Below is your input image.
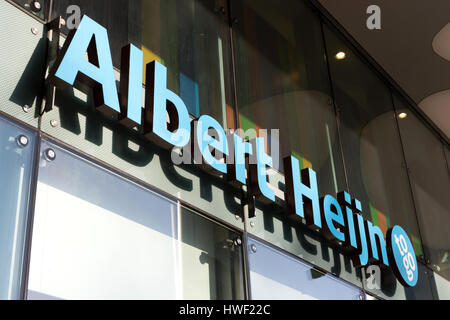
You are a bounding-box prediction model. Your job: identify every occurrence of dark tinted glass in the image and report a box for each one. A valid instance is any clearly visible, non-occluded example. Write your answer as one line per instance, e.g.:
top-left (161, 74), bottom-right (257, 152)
top-left (361, 260), bottom-right (436, 300)
top-left (51, 0), bottom-right (235, 123)
top-left (323, 24), bottom-right (423, 257)
top-left (230, 0), bottom-right (346, 197)
top-left (393, 95), bottom-right (450, 281)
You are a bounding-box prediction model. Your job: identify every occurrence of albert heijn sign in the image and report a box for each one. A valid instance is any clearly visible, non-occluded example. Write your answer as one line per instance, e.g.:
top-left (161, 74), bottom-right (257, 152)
top-left (48, 15), bottom-right (418, 287)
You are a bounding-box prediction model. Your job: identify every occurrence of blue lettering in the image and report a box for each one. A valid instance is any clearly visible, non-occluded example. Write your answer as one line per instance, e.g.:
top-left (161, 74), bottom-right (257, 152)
top-left (119, 44), bottom-right (143, 127)
top-left (321, 194), bottom-right (345, 241)
top-left (144, 60), bottom-right (190, 148)
top-left (52, 15), bottom-right (120, 116)
top-left (193, 115), bottom-right (228, 174)
top-left (283, 156), bottom-right (321, 228)
top-left (249, 138), bottom-right (275, 202)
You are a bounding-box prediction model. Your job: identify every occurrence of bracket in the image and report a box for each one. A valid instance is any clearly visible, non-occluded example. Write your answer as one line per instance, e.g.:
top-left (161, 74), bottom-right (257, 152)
top-left (42, 16), bottom-right (65, 115)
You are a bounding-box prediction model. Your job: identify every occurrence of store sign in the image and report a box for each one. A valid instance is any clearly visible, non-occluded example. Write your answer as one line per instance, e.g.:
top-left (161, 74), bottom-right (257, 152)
top-left (48, 16), bottom-right (418, 287)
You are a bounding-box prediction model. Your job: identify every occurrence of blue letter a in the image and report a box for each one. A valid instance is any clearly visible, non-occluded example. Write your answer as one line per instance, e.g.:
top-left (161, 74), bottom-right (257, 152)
top-left (50, 15), bottom-right (120, 117)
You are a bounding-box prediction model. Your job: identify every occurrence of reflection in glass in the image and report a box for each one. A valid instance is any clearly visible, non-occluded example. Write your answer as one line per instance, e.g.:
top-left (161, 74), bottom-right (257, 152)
top-left (323, 24), bottom-right (423, 261)
top-left (51, 0), bottom-right (234, 125)
top-left (0, 116), bottom-right (36, 299)
top-left (361, 260), bottom-right (435, 300)
top-left (394, 95), bottom-right (450, 281)
top-left (231, 0), bottom-right (345, 196)
top-left (247, 238), bottom-right (362, 300)
top-left (433, 272), bottom-right (450, 300)
top-left (27, 141), bottom-right (245, 300)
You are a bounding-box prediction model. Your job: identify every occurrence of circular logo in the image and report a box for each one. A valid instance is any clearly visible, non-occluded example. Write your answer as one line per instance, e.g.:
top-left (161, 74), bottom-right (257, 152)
top-left (386, 225), bottom-right (418, 287)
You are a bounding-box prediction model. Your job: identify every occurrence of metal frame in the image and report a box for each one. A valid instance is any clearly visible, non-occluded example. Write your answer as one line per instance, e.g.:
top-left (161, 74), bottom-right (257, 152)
top-left (4, 0), bottom-right (48, 24)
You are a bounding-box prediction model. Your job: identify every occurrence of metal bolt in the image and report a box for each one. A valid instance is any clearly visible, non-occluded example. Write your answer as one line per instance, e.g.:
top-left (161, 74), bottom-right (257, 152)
top-left (22, 105), bottom-right (31, 113)
top-left (250, 221), bottom-right (255, 228)
top-left (44, 148), bottom-right (56, 161)
top-left (50, 120), bottom-right (59, 127)
top-left (235, 215), bottom-right (240, 220)
top-left (60, 18), bottom-right (66, 26)
top-left (250, 244), bottom-right (257, 253)
top-left (31, 1), bottom-right (41, 12)
top-left (359, 293), bottom-right (365, 300)
top-left (16, 135), bottom-right (29, 147)
top-left (235, 238), bottom-right (242, 246)
top-left (31, 27), bottom-right (39, 35)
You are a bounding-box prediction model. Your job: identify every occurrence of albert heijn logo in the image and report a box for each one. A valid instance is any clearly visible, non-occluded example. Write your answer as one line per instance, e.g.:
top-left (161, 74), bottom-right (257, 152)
top-left (47, 15), bottom-right (419, 288)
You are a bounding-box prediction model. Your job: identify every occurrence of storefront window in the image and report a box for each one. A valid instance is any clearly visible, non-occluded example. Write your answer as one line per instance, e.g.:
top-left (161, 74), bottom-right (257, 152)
top-left (323, 24), bottom-right (423, 259)
top-left (393, 94), bottom-right (450, 282)
top-left (247, 237), bottom-right (362, 300)
top-left (51, 0), bottom-right (234, 124)
top-left (0, 116), bottom-right (37, 299)
top-left (230, 0), bottom-right (346, 197)
top-left (27, 141), bottom-right (245, 300)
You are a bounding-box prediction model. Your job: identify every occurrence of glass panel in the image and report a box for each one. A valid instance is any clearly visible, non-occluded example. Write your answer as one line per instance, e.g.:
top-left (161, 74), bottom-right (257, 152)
top-left (247, 237), bottom-right (362, 300)
top-left (0, 116), bottom-right (36, 299)
top-left (42, 1), bottom-right (243, 230)
top-left (41, 73), bottom-right (244, 230)
top-left (27, 140), bottom-right (245, 300)
top-left (231, 0), bottom-right (346, 196)
top-left (323, 24), bottom-right (423, 257)
top-left (361, 260), bottom-right (435, 300)
top-left (51, 0), bottom-right (234, 123)
top-left (231, 0), bottom-right (359, 288)
top-left (8, 0), bottom-right (48, 20)
top-left (393, 94), bottom-right (450, 281)
top-left (432, 272), bottom-right (450, 300)
top-left (180, 206), bottom-right (245, 299)
top-left (0, 0), bottom-right (46, 128)
top-left (247, 195), bottom-right (363, 287)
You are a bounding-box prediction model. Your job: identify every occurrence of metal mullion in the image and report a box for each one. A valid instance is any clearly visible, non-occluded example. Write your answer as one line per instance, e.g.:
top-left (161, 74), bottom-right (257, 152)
top-left (226, 0), bottom-right (252, 301)
top-left (318, 13), bottom-right (369, 297)
top-left (19, 132), bottom-right (42, 300)
top-left (389, 90), bottom-right (428, 266)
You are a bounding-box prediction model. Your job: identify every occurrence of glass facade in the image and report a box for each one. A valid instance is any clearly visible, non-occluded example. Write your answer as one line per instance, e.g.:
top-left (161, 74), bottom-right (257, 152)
top-left (0, 116), bottom-right (36, 300)
top-left (247, 238), bottom-right (362, 300)
top-left (323, 24), bottom-right (423, 260)
top-left (51, 0), bottom-right (235, 124)
top-left (393, 95), bottom-right (450, 280)
top-left (27, 141), bottom-right (244, 300)
top-left (230, 0), bottom-right (346, 195)
top-left (0, 0), bottom-right (449, 300)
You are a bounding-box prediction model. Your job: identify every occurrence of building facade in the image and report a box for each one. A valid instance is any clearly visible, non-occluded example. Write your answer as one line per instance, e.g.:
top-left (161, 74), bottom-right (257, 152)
top-left (0, 0), bottom-right (449, 300)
